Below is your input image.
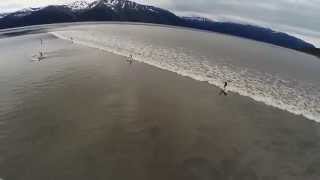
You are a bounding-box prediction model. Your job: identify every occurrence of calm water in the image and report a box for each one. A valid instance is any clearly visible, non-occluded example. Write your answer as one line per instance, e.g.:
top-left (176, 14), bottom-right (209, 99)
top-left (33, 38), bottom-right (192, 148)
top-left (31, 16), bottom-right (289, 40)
top-left (52, 23), bottom-right (320, 122)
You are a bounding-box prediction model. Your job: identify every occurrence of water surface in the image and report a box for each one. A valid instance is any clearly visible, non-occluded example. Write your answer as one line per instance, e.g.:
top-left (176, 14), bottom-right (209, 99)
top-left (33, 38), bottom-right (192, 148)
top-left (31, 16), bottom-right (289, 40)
top-left (52, 23), bottom-right (320, 122)
top-left (1, 24), bottom-right (320, 180)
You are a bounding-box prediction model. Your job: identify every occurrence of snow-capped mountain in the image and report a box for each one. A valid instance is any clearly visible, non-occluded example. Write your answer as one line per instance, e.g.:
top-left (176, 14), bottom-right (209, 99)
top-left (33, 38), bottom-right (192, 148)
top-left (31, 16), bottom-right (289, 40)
top-left (90, 0), bottom-right (141, 9)
top-left (0, 0), bottom-right (318, 57)
top-left (0, 0), bottom-right (181, 27)
top-left (68, 0), bottom-right (95, 10)
top-left (65, 0), bottom-right (165, 13)
top-left (3, 8), bottom-right (41, 18)
top-left (0, 0), bottom-right (168, 19)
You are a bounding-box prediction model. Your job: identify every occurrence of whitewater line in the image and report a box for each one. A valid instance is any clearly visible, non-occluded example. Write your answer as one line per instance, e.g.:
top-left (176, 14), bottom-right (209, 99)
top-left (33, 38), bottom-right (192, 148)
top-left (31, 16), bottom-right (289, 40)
top-left (50, 31), bottom-right (320, 123)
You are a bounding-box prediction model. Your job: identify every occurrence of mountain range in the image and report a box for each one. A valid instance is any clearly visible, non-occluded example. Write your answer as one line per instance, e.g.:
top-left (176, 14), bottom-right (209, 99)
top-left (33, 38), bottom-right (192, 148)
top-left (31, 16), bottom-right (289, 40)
top-left (0, 0), bottom-right (319, 57)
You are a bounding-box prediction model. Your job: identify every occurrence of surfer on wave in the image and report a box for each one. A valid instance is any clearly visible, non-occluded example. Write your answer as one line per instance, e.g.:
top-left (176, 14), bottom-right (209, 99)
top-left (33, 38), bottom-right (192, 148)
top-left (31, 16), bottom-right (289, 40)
top-left (219, 81), bottom-right (229, 96)
top-left (126, 55), bottom-right (134, 64)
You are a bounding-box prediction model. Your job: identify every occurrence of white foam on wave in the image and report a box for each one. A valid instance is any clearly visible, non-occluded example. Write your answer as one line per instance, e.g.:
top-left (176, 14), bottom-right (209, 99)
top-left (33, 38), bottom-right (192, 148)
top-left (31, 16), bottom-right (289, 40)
top-left (51, 29), bottom-right (320, 122)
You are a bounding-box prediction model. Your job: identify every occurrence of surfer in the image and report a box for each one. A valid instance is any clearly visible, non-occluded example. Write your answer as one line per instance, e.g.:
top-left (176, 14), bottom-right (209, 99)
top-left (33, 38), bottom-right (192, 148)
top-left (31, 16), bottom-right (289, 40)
top-left (224, 81), bottom-right (228, 90)
top-left (38, 52), bottom-right (44, 61)
top-left (127, 55), bottom-right (133, 64)
top-left (219, 81), bottom-right (228, 96)
top-left (37, 38), bottom-right (45, 61)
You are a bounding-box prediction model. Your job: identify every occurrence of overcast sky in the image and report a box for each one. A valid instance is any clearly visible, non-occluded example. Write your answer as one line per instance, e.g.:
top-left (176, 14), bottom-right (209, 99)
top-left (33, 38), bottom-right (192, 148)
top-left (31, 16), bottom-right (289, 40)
top-left (0, 0), bottom-right (319, 47)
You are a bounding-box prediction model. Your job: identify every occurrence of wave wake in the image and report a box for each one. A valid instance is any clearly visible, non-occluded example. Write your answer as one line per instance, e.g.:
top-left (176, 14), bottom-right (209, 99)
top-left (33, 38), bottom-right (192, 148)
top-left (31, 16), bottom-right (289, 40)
top-left (51, 28), bottom-right (320, 122)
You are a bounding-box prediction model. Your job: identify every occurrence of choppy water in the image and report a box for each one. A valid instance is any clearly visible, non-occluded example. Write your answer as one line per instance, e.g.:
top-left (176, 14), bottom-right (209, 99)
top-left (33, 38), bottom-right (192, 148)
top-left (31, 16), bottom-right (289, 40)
top-left (51, 24), bottom-right (320, 122)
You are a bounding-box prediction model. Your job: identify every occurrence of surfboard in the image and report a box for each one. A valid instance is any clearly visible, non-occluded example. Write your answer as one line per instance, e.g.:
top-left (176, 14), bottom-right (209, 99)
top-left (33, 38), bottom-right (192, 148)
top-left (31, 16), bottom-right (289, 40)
top-left (219, 89), bottom-right (228, 96)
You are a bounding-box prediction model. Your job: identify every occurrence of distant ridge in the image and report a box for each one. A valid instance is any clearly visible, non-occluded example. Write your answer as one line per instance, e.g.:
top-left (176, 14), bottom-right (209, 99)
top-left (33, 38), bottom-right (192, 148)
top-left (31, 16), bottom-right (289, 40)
top-left (0, 0), bottom-right (319, 58)
top-left (180, 16), bottom-right (320, 58)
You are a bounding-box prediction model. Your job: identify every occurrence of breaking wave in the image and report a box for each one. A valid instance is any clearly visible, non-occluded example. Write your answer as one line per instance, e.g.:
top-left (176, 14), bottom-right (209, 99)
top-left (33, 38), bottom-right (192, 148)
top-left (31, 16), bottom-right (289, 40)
top-left (51, 26), bottom-right (320, 122)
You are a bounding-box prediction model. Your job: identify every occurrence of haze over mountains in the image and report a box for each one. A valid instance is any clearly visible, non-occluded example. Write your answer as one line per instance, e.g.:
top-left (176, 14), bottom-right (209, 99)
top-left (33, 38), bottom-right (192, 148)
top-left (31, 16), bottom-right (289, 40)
top-left (0, 0), bottom-right (319, 57)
